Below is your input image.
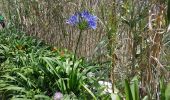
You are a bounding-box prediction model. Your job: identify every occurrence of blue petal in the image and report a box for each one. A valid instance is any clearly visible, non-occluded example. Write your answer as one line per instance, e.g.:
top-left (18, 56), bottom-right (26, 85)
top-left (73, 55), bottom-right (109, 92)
top-left (89, 15), bottom-right (97, 21)
top-left (66, 14), bottom-right (79, 25)
top-left (88, 20), bottom-right (97, 29)
top-left (81, 10), bottom-right (92, 20)
top-left (81, 10), bottom-right (97, 20)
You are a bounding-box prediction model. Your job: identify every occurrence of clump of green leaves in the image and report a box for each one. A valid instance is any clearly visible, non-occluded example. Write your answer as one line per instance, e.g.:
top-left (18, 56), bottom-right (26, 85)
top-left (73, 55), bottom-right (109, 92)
top-left (0, 28), bottom-right (108, 99)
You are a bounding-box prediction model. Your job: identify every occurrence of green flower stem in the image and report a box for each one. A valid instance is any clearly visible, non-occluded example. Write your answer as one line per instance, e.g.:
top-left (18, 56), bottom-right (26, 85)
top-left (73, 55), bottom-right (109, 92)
top-left (74, 29), bottom-right (83, 60)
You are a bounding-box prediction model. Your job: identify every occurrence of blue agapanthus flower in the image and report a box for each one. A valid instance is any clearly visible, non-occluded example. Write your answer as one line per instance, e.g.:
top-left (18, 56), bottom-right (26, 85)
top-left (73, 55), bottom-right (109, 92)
top-left (66, 10), bottom-right (97, 30)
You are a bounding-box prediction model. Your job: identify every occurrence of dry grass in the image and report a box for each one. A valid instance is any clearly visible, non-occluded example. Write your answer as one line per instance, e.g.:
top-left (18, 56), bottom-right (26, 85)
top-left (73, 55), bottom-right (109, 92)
top-left (1, 0), bottom-right (170, 98)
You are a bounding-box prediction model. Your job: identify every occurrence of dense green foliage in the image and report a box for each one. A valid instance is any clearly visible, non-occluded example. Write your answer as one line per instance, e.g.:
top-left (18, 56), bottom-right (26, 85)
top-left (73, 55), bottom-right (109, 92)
top-left (1, 27), bottom-right (170, 100)
top-left (0, 28), bottom-right (110, 99)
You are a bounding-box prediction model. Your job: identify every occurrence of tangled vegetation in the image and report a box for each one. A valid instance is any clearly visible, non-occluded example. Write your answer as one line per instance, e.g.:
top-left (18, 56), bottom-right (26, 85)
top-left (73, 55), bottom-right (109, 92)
top-left (1, 0), bottom-right (170, 100)
top-left (0, 28), bottom-right (110, 99)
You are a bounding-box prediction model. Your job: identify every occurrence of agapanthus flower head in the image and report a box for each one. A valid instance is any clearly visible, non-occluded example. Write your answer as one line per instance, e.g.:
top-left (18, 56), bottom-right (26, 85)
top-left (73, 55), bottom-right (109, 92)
top-left (66, 10), bottom-right (97, 30)
top-left (54, 91), bottom-right (63, 100)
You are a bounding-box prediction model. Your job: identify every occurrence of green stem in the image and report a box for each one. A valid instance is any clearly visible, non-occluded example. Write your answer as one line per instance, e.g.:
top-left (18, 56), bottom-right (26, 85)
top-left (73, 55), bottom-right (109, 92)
top-left (74, 30), bottom-right (83, 61)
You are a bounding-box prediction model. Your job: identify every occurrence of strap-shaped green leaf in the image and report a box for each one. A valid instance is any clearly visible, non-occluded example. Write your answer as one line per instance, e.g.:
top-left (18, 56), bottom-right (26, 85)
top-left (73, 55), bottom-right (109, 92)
top-left (125, 79), bottom-right (133, 100)
top-left (0, 15), bottom-right (4, 21)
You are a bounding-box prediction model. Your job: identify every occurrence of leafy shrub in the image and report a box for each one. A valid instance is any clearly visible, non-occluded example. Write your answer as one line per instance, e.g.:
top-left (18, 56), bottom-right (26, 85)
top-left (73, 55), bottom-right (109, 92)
top-left (0, 28), bottom-right (107, 99)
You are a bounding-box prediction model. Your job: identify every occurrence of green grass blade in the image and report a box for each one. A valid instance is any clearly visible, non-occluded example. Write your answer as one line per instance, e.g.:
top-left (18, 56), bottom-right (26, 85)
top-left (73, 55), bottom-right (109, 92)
top-left (82, 84), bottom-right (97, 100)
top-left (125, 79), bottom-right (133, 100)
top-left (131, 77), bottom-right (139, 100)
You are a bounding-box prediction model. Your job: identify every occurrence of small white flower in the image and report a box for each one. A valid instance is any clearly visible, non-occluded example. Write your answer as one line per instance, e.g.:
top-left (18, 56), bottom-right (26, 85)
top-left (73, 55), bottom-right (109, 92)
top-left (54, 92), bottom-right (63, 100)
